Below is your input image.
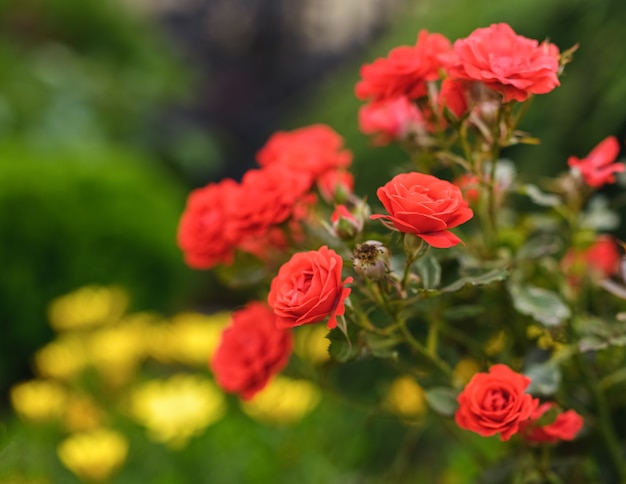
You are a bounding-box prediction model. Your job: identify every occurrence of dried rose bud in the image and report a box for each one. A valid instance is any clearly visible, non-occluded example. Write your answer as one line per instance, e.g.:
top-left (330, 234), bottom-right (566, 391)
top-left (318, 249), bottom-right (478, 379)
top-left (352, 240), bottom-right (390, 281)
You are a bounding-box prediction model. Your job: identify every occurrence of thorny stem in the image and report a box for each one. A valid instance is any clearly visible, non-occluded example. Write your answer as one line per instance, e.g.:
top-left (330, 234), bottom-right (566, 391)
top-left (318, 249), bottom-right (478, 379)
top-left (398, 318), bottom-right (453, 379)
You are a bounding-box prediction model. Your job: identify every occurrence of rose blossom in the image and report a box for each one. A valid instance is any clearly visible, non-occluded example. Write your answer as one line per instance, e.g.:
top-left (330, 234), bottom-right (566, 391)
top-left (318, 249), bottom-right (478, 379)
top-left (230, 165), bottom-right (312, 239)
top-left (521, 403), bottom-right (584, 444)
top-left (561, 235), bottom-right (621, 285)
top-left (256, 124), bottom-right (352, 182)
top-left (177, 179), bottom-right (239, 269)
top-left (438, 78), bottom-right (469, 118)
top-left (455, 364), bottom-right (539, 441)
top-left (355, 30), bottom-right (451, 102)
top-left (358, 96), bottom-right (425, 146)
top-left (568, 136), bottom-right (625, 188)
top-left (268, 246), bottom-right (352, 330)
top-left (211, 302), bottom-right (293, 400)
top-left (371, 172), bottom-right (473, 248)
top-left (444, 23), bottom-right (560, 103)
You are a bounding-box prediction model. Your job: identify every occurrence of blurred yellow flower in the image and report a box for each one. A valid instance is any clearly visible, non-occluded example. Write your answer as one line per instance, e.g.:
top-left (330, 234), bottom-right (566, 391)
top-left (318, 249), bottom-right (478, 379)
top-left (88, 321), bottom-right (146, 386)
top-left (453, 358), bottom-right (481, 387)
top-left (294, 325), bottom-right (330, 365)
top-left (10, 380), bottom-right (67, 423)
top-left (384, 376), bottom-right (426, 421)
top-left (48, 285), bottom-right (128, 331)
top-left (130, 374), bottom-right (225, 448)
top-left (485, 330), bottom-right (506, 356)
top-left (63, 394), bottom-right (105, 433)
top-left (57, 428), bottom-right (128, 483)
top-left (35, 336), bottom-right (87, 381)
top-left (241, 376), bottom-right (321, 425)
top-left (170, 312), bottom-right (230, 365)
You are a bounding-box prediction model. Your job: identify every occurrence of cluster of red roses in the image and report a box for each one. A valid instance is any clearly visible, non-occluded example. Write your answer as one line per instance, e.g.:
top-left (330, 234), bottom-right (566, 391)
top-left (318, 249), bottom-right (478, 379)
top-left (177, 23), bottom-right (626, 453)
top-left (456, 364), bottom-right (583, 444)
top-left (177, 124), bottom-right (354, 269)
top-left (357, 23), bottom-right (560, 146)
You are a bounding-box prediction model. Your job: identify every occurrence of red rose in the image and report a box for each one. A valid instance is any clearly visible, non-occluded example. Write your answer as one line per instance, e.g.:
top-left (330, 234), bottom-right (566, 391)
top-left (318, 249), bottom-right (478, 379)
top-left (444, 23), bottom-right (560, 103)
top-left (256, 124), bottom-right (352, 182)
top-left (358, 96), bottom-right (425, 146)
top-left (521, 403), bottom-right (584, 444)
top-left (568, 136), bottom-right (625, 188)
top-left (561, 235), bottom-right (621, 285)
top-left (268, 246), bottom-right (352, 329)
top-left (453, 173), bottom-right (481, 204)
top-left (455, 364), bottom-right (539, 441)
top-left (438, 78), bottom-right (469, 118)
top-left (177, 179), bottom-right (239, 269)
top-left (371, 172), bottom-right (473, 248)
top-left (211, 302), bottom-right (293, 400)
top-left (355, 30), bottom-right (451, 102)
top-left (230, 165), bottom-right (311, 239)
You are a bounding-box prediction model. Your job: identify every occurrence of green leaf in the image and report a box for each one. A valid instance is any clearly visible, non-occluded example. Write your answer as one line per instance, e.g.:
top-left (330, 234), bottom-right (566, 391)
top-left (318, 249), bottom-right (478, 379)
top-left (363, 332), bottom-right (400, 359)
top-left (327, 328), bottom-right (359, 363)
top-left (425, 387), bottom-right (458, 417)
top-left (441, 267), bottom-right (508, 293)
top-left (414, 252), bottom-right (441, 290)
top-left (509, 283), bottom-right (570, 327)
top-left (441, 304), bottom-right (485, 320)
top-left (525, 362), bottom-right (561, 396)
top-left (579, 195), bottom-right (620, 231)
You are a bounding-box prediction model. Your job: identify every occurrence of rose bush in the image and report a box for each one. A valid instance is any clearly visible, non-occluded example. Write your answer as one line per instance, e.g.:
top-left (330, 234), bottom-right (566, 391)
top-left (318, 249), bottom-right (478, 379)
top-left (176, 22), bottom-right (626, 482)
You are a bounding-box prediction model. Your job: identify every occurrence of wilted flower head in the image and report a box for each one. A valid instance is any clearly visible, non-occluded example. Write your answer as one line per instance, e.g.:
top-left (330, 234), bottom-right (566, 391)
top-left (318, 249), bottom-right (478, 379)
top-left (352, 240), bottom-right (390, 281)
top-left (57, 428), bottom-right (128, 483)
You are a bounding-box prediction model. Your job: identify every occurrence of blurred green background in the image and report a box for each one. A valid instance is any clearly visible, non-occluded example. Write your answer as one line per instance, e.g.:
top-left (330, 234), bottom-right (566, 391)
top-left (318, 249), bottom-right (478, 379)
top-left (0, 0), bottom-right (625, 482)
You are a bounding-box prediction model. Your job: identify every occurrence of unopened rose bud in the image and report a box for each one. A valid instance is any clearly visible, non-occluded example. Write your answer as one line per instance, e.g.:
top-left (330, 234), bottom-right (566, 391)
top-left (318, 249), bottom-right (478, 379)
top-left (331, 205), bottom-right (363, 240)
top-left (352, 240), bottom-right (390, 281)
top-left (318, 170), bottom-right (354, 204)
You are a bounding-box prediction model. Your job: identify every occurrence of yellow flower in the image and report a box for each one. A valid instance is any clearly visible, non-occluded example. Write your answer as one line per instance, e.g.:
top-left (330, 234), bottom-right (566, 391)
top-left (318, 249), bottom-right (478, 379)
top-left (88, 320), bottom-right (146, 386)
top-left (384, 376), bottom-right (426, 421)
top-left (294, 325), bottom-right (330, 365)
top-left (169, 312), bottom-right (230, 365)
top-left (35, 336), bottom-right (87, 381)
top-left (485, 330), bottom-right (506, 356)
top-left (10, 380), bottom-right (67, 423)
top-left (241, 376), bottom-right (321, 425)
top-left (63, 395), bottom-right (105, 433)
top-left (130, 374), bottom-right (225, 448)
top-left (57, 428), bottom-right (128, 483)
top-left (48, 285), bottom-right (128, 331)
top-left (453, 358), bottom-right (481, 387)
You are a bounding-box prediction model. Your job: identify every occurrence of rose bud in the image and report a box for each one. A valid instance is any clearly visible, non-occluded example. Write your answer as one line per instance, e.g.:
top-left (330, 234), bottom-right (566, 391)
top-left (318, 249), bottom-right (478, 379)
top-left (352, 240), bottom-right (390, 281)
top-left (331, 205), bottom-right (362, 240)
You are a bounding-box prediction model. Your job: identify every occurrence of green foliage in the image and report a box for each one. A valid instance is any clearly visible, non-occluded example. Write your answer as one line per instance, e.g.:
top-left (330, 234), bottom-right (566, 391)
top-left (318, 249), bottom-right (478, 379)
top-left (0, 143), bottom-right (196, 395)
